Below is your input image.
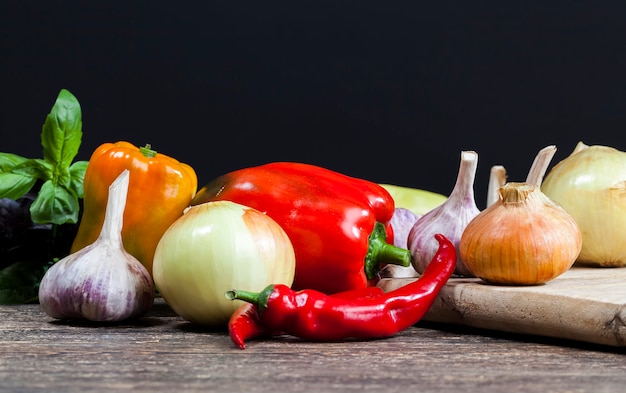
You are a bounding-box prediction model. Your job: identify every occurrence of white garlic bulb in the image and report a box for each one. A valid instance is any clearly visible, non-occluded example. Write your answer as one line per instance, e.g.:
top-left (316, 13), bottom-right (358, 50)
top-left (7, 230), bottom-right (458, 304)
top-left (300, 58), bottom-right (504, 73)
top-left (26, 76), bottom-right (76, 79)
top-left (38, 170), bottom-right (154, 321)
top-left (407, 151), bottom-right (480, 277)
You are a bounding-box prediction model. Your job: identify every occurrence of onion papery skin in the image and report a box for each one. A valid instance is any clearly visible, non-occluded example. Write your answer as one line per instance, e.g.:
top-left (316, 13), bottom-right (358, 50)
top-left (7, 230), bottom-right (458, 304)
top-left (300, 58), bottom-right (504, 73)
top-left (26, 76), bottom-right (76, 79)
top-left (460, 183), bottom-right (582, 285)
top-left (152, 200), bottom-right (296, 327)
top-left (541, 143), bottom-right (626, 267)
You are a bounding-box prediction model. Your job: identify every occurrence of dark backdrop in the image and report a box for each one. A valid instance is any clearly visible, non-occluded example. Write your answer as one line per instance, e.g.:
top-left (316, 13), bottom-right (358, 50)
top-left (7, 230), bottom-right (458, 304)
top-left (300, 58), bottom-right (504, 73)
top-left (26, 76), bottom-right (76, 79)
top-left (2, 2), bottom-right (625, 209)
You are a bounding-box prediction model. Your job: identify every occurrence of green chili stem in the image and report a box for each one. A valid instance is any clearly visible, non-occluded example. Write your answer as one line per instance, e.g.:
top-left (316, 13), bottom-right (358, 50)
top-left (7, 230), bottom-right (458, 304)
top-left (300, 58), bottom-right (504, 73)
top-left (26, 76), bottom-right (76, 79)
top-left (225, 285), bottom-right (275, 314)
top-left (225, 289), bottom-right (260, 304)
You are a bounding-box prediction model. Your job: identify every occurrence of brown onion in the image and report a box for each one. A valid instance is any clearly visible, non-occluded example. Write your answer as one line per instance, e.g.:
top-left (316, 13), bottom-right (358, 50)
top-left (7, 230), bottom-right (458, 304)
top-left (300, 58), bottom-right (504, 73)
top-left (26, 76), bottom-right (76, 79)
top-left (460, 182), bottom-right (582, 285)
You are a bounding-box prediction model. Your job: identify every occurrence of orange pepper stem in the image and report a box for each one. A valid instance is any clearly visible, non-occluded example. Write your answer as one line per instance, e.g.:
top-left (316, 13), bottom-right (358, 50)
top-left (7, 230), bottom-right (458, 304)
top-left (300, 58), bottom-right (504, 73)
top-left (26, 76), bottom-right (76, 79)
top-left (139, 144), bottom-right (157, 158)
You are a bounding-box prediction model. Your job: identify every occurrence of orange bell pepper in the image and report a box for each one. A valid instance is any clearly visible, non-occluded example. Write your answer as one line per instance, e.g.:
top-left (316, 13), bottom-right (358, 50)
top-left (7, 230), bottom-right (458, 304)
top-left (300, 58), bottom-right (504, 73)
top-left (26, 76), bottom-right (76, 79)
top-left (70, 141), bottom-right (198, 277)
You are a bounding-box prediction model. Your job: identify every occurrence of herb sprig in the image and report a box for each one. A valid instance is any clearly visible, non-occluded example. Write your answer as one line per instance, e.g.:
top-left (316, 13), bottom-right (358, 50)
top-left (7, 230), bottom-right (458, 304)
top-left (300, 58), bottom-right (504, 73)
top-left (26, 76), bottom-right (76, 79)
top-left (0, 89), bottom-right (88, 304)
top-left (0, 89), bottom-right (88, 224)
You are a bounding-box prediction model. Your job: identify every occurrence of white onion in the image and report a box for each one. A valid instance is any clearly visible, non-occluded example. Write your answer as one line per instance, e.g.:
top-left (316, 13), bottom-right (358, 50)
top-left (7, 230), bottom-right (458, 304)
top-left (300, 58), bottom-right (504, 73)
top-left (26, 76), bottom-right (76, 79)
top-left (152, 200), bottom-right (296, 327)
top-left (541, 142), bottom-right (626, 267)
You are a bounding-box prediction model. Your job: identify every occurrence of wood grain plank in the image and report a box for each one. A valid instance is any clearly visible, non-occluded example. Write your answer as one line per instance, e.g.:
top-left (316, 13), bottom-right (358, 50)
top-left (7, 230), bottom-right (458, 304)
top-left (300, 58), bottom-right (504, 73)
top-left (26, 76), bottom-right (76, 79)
top-left (1, 296), bottom-right (624, 392)
top-left (379, 266), bottom-right (626, 347)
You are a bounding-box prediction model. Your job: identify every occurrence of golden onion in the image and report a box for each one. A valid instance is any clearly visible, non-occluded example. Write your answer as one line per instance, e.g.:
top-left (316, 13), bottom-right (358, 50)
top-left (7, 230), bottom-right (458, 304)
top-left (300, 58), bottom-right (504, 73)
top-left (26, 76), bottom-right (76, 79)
top-left (459, 182), bottom-right (582, 285)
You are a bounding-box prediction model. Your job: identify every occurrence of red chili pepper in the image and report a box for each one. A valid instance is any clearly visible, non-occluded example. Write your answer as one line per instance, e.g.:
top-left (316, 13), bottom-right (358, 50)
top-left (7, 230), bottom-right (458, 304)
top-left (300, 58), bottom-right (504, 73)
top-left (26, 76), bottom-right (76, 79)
top-left (191, 162), bottom-right (411, 294)
top-left (226, 234), bottom-right (456, 347)
top-left (228, 286), bottom-right (386, 349)
top-left (228, 303), bottom-right (273, 350)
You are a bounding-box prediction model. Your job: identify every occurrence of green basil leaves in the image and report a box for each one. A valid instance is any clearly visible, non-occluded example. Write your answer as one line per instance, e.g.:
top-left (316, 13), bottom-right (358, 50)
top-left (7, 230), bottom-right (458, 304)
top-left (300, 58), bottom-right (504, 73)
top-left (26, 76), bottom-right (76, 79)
top-left (0, 89), bottom-right (88, 225)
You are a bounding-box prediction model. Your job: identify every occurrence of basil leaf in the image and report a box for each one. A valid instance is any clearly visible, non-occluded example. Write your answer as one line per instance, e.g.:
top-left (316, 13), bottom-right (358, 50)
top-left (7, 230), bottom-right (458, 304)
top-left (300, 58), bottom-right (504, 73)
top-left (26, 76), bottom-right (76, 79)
top-left (0, 261), bottom-right (49, 304)
top-left (30, 180), bottom-right (80, 225)
top-left (12, 158), bottom-right (53, 179)
top-left (0, 152), bottom-right (29, 171)
top-left (41, 89), bottom-right (83, 171)
top-left (0, 158), bottom-right (50, 199)
top-left (69, 160), bottom-right (89, 199)
top-left (0, 173), bottom-right (37, 200)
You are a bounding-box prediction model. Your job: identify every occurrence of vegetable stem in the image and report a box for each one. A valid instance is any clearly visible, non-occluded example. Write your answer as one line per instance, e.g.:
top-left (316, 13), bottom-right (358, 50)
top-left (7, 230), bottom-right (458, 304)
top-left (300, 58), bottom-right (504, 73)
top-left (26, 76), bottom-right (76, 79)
top-left (364, 222), bottom-right (411, 279)
top-left (97, 170), bottom-right (129, 244)
top-left (526, 145), bottom-right (557, 187)
top-left (139, 144), bottom-right (158, 158)
top-left (487, 165), bottom-right (507, 207)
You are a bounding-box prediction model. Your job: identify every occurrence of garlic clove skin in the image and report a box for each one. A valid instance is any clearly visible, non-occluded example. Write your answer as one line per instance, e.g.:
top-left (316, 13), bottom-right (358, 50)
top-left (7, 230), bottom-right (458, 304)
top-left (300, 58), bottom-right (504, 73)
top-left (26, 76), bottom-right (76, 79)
top-left (460, 182), bottom-right (582, 285)
top-left (38, 242), bottom-right (155, 321)
top-left (379, 207), bottom-right (421, 278)
top-left (390, 207), bottom-right (420, 250)
top-left (408, 150), bottom-right (480, 277)
top-left (38, 170), bottom-right (155, 322)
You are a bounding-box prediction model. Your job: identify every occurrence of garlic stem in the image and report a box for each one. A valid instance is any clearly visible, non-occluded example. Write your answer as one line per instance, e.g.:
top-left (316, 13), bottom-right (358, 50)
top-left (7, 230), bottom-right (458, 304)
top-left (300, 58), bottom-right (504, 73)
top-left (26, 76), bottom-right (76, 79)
top-left (98, 169), bottom-right (129, 245)
top-left (486, 165), bottom-right (506, 207)
top-left (526, 145), bottom-right (557, 187)
top-left (450, 151), bottom-right (479, 202)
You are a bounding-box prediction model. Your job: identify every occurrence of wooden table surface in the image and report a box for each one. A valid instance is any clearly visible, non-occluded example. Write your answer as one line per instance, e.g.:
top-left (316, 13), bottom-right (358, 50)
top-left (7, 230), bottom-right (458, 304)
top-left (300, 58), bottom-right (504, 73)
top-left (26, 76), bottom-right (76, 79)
top-left (1, 299), bottom-right (624, 393)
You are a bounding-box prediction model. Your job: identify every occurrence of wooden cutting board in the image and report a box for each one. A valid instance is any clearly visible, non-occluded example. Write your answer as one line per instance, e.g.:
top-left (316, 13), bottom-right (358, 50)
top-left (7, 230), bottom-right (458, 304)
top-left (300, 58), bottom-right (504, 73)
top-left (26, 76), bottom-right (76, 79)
top-left (378, 265), bottom-right (626, 347)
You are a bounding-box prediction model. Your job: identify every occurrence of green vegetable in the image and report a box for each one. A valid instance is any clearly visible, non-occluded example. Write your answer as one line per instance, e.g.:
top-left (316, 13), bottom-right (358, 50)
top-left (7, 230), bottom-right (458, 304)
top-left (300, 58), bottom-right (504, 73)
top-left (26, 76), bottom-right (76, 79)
top-left (379, 184), bottom-right (447, 216)
top-left (0, 89), bottom-right (88, 304)
top-left (0, 89), bottom-right (88, 225)
top-left (0, 259), bottom-right (56, 304)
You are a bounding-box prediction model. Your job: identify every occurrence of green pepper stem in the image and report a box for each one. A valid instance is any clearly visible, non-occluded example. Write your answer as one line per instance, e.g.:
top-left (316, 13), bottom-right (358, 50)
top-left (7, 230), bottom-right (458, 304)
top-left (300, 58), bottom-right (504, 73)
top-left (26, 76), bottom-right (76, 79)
top-left (364, 222), bottom-right (412, 279)
top-left (139, 143), bottom-right (157, 158)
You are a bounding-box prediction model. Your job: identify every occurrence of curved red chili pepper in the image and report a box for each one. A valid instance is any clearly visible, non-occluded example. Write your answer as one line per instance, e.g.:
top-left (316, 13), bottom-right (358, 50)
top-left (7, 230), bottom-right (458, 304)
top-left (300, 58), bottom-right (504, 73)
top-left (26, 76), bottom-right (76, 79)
top-left (227, 286), bottom-right (386, 349)
top-left (226, 234), bottom-right (455, 347)
top-left (227, 303), bottom-right (270, 350)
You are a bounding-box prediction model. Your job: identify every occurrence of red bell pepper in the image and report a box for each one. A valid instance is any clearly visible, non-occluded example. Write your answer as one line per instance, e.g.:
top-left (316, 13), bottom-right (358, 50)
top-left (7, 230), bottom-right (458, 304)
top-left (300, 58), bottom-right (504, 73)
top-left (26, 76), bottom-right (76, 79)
top-left (191, 162), bottom-right (410, 294)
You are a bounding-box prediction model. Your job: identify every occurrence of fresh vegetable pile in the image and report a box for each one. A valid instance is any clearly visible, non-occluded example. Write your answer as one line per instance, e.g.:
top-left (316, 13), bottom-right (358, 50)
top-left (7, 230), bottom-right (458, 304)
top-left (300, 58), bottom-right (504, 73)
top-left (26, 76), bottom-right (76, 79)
top-left (3, 88), bottom-right (626, 349)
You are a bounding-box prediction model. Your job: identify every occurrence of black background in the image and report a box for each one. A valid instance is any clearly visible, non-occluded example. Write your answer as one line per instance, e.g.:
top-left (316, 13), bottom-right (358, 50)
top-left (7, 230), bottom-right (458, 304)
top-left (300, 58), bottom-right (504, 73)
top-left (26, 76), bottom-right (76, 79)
top-left (2, 2), bottom-right (625, 209)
